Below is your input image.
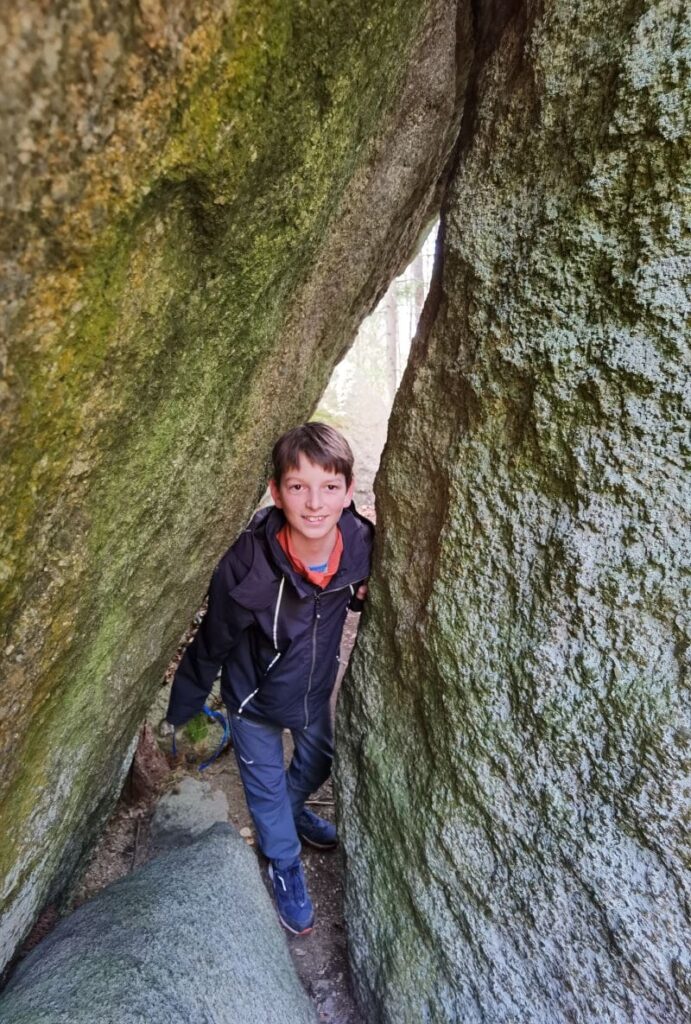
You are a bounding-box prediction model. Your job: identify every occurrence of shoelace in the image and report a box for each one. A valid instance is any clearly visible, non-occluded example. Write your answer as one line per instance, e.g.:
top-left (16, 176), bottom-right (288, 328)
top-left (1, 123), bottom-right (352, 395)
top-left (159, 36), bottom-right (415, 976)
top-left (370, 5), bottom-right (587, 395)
top-left (276, 864), bottom-right (306, 905)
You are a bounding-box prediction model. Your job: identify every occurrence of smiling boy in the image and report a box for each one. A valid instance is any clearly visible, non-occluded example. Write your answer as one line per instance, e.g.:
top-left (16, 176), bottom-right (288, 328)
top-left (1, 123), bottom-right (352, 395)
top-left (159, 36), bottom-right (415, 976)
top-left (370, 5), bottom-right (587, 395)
top-left (166, 423), bottom-right (373, 934)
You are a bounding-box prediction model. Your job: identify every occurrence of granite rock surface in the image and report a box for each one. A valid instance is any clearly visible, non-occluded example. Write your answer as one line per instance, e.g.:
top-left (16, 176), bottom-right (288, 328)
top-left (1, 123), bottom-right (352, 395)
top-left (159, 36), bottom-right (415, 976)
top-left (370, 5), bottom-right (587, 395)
top-left (337, 1), bottom-right (691, 1021)
top-left (0, 823), bottom-right (317, 1024)
top-left (150, 776), bottom-right (229, 852)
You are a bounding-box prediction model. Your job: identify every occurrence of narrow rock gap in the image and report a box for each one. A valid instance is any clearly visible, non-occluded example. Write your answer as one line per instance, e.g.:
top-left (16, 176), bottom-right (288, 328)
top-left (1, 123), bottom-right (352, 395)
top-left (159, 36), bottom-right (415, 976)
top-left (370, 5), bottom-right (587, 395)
top-left (317, 221), bottom-right (439, 513)
top-left (2, 1), bottom-right (686, 1019)
top-left (9, 224), bottom-right (441, 1022)
top-left (0, 0), bottom-right (465, 1002)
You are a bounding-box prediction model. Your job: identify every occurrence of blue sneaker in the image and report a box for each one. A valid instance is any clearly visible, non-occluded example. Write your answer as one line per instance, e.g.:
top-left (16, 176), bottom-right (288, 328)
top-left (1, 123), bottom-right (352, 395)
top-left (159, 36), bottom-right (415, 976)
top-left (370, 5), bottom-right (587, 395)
top-left (296, 807), bottom-right (338, 850)
top-left (268, 858), bottom-right (315, 935)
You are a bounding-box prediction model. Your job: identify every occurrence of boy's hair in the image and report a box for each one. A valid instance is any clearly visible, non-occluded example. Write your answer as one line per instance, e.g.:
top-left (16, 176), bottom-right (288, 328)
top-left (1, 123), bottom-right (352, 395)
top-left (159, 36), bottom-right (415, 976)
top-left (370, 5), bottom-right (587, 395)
top-left (271, 423), bottom-right (354, 487)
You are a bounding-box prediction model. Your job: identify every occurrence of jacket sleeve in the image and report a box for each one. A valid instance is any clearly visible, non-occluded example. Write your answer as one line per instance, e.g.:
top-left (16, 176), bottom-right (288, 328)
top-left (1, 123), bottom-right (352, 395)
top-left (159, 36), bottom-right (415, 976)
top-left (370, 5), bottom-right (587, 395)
top-left (347, 508), bottom-right (374, 612)
top-left (348, 579), bottom-right (368, 613)
top-left (166, 547), bottom-right (253, 726)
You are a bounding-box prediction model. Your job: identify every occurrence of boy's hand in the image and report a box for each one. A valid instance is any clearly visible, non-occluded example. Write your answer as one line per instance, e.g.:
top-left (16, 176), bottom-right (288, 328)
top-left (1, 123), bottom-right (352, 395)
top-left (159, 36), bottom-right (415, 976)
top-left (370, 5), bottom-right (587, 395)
top-left (356, 584), bottom-right (368, 601)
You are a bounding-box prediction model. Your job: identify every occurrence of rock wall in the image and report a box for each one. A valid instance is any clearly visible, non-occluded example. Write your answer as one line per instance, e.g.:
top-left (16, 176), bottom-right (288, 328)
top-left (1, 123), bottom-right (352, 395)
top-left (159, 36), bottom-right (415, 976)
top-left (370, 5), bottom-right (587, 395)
top-left (337, 1), bottom-right (691, 1021)
top-left (0, 0), bottom-right (461, 970)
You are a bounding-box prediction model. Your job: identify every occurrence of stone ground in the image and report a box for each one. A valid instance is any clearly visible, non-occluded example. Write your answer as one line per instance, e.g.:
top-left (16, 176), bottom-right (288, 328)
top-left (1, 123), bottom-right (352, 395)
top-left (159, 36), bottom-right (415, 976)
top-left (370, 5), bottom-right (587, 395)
top-left (14, 527), bottom-right (373, 1024)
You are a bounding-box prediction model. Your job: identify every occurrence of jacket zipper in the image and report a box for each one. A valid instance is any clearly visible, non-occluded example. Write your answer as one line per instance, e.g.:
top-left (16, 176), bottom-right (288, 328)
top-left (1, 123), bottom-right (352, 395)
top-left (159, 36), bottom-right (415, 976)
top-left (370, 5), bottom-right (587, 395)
top-left (302, 579), bottom-right (362, 727)
top-left (304, 593), bottom-right (320, 729)
top-left (329, 581), bottom-right (357, 595)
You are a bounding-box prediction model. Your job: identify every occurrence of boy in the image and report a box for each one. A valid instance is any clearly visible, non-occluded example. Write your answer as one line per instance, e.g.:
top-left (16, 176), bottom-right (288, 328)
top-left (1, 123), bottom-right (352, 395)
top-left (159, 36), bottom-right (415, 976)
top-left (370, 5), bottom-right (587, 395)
top-left (166, 423), bottom-right (373, 934)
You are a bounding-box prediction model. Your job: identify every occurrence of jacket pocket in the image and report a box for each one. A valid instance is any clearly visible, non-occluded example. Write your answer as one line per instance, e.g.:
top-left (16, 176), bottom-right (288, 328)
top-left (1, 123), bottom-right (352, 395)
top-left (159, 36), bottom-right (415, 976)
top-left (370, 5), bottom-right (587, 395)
top-left (249, 630), bottom-right (292, 677)
top-left (264, 649), bottom-right (282, 675)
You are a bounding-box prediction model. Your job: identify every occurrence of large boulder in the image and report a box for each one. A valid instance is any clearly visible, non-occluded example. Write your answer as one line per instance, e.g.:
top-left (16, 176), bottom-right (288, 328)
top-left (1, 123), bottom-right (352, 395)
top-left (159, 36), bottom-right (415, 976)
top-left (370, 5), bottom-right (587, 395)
top-left (0, 0), bottom-right (461, 969)
top-left (337, 0), bottom-right (691, 1021)
top-left (0, 823), bottom-right (317, 1023)
top-left (150, 776), bottom-right (229, 852)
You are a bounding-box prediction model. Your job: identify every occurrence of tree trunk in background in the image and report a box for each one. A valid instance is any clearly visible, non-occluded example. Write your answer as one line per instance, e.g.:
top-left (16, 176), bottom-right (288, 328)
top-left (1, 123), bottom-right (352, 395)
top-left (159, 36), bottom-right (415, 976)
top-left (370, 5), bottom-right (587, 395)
top-left (385, 289), bottom-right (400, 400)
top-left (412, 250), bottom-right (426, 325)
top-left (337, 0), bottom-right (691, 1021)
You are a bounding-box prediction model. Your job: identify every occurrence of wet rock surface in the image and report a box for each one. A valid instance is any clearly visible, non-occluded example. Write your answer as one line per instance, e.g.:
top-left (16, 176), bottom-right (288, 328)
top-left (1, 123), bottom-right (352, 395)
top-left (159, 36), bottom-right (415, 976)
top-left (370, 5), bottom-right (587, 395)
top-left (338, 1), bottom-right (691, 1022)
top-left (0, 823), bottom-right (318, 1024)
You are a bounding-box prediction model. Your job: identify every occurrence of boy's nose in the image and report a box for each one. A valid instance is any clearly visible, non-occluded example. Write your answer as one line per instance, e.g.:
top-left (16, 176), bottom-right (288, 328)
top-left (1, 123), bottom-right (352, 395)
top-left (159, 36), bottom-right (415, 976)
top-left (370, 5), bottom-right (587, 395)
top-left (305, 489), bottom-right (322, 509)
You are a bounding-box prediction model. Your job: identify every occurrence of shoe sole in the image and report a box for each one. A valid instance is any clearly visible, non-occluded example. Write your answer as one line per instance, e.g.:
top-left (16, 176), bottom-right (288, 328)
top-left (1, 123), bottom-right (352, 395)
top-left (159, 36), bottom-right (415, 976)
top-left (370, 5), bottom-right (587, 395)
top-left (298, 833), bottom-right (338, 851)
top-left (277, 912), bottom-right (314, 936)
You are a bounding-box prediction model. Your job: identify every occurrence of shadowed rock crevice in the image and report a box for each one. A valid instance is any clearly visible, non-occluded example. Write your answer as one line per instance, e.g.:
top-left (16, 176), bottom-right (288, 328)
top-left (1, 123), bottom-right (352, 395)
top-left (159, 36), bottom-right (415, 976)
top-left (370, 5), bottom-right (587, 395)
top-left (1, 3), bottom-right (688, 1021)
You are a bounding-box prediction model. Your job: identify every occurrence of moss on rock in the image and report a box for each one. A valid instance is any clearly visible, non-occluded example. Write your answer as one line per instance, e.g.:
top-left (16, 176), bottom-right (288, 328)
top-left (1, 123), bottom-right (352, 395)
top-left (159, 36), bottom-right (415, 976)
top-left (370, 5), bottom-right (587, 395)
top-left (0, 0), bottom-right (460, 970)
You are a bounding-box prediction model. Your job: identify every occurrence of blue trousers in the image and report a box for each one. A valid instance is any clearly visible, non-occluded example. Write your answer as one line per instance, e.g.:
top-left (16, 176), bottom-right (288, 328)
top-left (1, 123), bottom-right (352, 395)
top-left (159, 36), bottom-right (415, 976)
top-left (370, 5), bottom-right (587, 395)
top-left (228, 703), bottom-right (333, 868)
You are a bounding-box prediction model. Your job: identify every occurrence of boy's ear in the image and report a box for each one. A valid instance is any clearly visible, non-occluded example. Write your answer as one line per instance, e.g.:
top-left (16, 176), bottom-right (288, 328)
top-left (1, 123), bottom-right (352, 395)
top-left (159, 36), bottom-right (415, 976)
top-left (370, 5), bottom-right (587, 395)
top-left (344, 477), bottom-right (355, 507)
top-left (269, 478), bottom-right (283, 508)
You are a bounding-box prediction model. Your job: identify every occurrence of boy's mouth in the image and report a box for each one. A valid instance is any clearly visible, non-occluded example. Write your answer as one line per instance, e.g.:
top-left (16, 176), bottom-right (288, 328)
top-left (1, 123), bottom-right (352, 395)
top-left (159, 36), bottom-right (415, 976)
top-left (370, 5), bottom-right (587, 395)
top-left (303, 515), bottom-right (326, 523)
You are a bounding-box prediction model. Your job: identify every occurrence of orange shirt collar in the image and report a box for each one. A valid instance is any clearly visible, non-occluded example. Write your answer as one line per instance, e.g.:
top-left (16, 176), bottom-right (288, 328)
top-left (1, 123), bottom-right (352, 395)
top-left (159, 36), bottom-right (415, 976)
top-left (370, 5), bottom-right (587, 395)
top-left (276, 524), bottom-right (343, 588)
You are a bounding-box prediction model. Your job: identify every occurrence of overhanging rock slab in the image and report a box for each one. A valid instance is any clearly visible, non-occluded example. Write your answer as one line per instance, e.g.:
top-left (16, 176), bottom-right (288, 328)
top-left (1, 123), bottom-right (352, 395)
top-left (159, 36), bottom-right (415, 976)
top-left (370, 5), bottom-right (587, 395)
top-left (0, 0), bottom-right (461, 970)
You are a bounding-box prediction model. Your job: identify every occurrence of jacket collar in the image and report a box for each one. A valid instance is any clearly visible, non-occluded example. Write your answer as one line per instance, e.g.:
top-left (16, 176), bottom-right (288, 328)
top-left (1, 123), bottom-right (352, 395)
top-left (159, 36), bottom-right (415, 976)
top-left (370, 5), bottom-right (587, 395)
top-left (260, 503), bottom-right (372, 596)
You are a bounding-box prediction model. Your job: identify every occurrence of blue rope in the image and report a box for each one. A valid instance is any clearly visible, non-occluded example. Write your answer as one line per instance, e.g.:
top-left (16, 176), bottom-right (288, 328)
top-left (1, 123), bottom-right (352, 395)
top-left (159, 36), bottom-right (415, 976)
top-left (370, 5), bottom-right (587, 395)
top-left (170, 706), bottom-right (230, 772)
top-left (199, 705), bottom-right (231, 772)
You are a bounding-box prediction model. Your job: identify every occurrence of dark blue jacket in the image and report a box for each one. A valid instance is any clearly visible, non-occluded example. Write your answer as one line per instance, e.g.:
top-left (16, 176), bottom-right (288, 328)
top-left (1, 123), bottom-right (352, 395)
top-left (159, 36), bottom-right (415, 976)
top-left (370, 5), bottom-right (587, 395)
top-left (166, 503), bottom-right (374, 730)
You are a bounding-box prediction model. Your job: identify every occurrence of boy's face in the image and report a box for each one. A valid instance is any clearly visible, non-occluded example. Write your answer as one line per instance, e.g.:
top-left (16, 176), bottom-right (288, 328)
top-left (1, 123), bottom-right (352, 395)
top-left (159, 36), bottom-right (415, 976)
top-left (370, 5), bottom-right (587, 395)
top-left (269, 454), bottom-right (354, 546)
